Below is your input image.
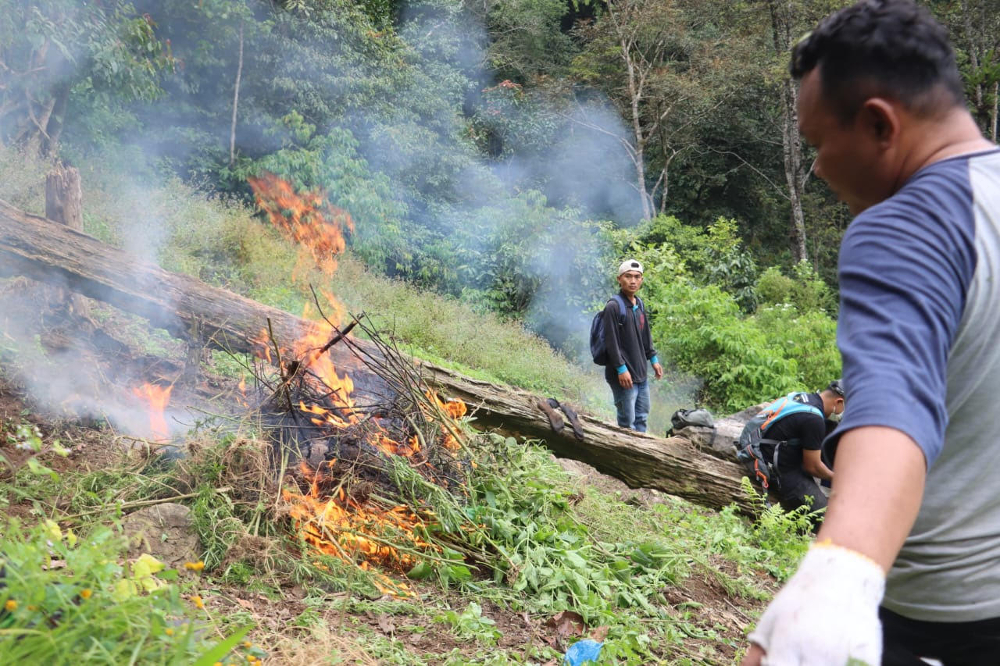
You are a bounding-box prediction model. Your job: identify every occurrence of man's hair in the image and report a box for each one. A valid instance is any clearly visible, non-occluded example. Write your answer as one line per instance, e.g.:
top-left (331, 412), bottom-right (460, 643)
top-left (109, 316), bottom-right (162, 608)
top-left (824, 379), bottom-right (845, 398)
top-left (790, 0), bottom-right (965, 124)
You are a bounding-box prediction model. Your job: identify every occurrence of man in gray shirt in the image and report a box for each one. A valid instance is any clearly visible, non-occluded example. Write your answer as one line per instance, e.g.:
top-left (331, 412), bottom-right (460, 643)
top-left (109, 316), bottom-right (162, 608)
top-left (744, 2), bottom-right (1000, 664)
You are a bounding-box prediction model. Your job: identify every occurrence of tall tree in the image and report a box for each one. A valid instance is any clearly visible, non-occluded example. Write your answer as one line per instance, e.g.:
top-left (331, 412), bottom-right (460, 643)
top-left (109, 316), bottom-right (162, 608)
top-left (570, 0), bottom-right (734, 220)
top-left (0, 0), bottom-right (172, 157)
top-left (764, 0), bottom-right (809, 263)
top-left (931, 0), bottom-right (1000, 140)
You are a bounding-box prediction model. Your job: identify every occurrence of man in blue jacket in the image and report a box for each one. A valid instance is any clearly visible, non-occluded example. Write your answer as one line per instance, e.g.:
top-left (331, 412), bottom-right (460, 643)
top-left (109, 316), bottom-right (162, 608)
top-left (744, 2), bottom-right (1000, 665)
top-left (602, 259), bottom-right (663, 431)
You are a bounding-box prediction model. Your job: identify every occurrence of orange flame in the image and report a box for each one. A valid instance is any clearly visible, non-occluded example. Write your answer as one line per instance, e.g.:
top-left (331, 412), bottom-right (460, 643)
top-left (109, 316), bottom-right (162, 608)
top-left (283, 463), bottom-right (434, 596)
top-left (132, 383), bottom-right (173, 441)
top-left (247, 172), bottom-right (355, 278)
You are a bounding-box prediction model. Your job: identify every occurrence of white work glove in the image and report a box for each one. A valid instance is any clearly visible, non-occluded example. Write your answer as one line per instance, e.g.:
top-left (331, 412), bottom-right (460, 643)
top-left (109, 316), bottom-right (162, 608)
top-left (748, 541), bottom-right (886, 666)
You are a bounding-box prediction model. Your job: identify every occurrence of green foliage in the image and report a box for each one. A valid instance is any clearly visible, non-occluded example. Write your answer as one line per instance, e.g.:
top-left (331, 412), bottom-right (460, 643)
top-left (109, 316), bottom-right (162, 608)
top-left (0, 0), bottom-right (173, 156)
top-left (454, 192), bottom-right (614, 352)
top-left (758, 261), bottom-right (835, 313)
top-left (228, 112), bottom-right (410, 273)
top-left (738, 477), bottom-right (813, 580)
top-left (622, 220), bottom-right (839, 410)
top-left (0, 519), bottom-right (225, 664)
top-left (473, 0), bottom-right (576, 81)
top-left (632, 215), bottom-right (758, 311)
top-left (434, 602), bottom-right (501, 645)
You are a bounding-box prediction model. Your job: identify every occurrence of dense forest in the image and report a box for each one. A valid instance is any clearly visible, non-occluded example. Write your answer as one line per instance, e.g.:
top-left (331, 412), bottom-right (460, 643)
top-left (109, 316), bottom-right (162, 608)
top-left (2, 0), bottom-right (998, 401)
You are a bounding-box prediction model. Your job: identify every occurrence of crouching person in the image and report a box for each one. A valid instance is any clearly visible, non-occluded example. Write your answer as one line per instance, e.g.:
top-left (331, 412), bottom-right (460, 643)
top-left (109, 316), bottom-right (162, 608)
top-left (736, 380), bottom-right (846, 523)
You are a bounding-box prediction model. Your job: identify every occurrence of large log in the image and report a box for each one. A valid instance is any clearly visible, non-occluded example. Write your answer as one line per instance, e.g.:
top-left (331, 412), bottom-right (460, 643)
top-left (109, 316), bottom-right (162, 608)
top-left (0, 199), bottom-right (754, 512)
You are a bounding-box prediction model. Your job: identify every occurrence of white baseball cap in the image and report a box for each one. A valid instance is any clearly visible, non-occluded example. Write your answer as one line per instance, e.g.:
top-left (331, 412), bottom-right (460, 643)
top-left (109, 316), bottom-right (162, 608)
top-left (617, 259), bottom-right (644, 276)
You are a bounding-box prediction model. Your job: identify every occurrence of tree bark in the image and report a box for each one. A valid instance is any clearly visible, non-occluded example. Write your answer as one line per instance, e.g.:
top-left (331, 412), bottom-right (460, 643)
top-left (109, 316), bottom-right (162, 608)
top-left (992, 80), bottom-right (998, 143)
top-left (46, 165), bottom-right (83, 231)
top-left (0, 198), bottom-right (755, 512)
top-left (229, 22), bottom-right (244, 166)
top-left (44, 165), bottom-right (90, 318)
top-left (768, 0), bottom-right (808, 264)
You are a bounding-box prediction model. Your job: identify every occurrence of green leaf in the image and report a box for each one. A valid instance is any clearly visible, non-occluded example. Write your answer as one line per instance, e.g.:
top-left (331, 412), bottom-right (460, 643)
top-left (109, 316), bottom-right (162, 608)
top-left (26, 458), bottom-right (57, 481)
top-left (188, 625), bottom-right (253, 666)
top-left (446, 564), bottom-right (472, 583)
top-left (407, 561), bottom-right (434, 580)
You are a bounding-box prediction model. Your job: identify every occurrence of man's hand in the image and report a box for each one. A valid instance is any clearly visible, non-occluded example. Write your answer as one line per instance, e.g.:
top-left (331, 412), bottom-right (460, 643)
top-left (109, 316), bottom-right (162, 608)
top-left (618, 370), bottom-right (633, 388)
top-left (652, 362), bottom-right (664, 380)
top-left (743, 543), bottom-right (885, 666)
top-left (742, 428), bottom-right (926, 666)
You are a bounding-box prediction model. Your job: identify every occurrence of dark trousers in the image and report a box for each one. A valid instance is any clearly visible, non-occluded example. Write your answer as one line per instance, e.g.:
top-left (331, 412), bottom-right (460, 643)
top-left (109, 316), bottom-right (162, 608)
top-left (758, 441), bottom-right (828, 525)
top-left (881, 606), bottom-right (1000, 665)
top-left (775, 466), bottom-right (828, 514)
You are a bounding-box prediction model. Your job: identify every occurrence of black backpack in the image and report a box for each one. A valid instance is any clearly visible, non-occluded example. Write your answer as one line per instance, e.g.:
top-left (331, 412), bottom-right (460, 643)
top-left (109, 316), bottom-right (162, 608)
top-left (670, 408), bottom-right (715, 430)
top-left (590, 294), bottom-right (644, 366)
top-left (735, 392), bottom-right (822, 491)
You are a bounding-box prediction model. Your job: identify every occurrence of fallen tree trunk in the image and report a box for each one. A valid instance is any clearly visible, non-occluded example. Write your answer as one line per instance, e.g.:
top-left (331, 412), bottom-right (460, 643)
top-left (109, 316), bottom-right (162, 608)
top-left (0, 199), bottom-right (754, 512)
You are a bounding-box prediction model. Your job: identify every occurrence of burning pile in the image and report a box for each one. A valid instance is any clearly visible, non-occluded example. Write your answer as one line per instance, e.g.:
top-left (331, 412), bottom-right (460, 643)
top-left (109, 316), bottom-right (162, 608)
top-left (248, 315), bottom-right (472, 596)
top-left (244, 174), bottom-right (473, 595)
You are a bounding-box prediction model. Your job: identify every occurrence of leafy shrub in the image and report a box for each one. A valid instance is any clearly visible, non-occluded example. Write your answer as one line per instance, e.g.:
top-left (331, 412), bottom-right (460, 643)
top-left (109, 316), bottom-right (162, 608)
top-left (755, 266), bottom-right (795, 308)
top-left (625, 228), bottom-right (840, 411)
top-left (630, 215), bottom-right (758, 311)
top-left (0, 519), bottom-right (228, 664)
top-left (758, 261), bottom-right (835, 314)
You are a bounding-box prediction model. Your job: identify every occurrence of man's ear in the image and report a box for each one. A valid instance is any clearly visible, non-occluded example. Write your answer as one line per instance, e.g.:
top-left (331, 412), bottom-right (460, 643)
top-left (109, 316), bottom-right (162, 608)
top-left (860, 98), bottom-right (899, 145)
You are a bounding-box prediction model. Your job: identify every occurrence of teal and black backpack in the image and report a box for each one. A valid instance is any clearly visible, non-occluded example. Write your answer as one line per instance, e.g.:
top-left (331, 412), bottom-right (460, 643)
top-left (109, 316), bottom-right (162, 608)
top-left (735, 392), bottom-right (823, 490)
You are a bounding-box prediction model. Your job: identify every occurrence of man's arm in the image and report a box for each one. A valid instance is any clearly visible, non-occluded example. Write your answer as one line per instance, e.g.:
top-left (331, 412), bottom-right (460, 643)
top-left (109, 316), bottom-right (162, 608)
top-left (796, 414), bottom-right (832, 480)
top-left (801, 449), bottom-right (833, 481)
top-left (742, 425), bottom-right (926, 665)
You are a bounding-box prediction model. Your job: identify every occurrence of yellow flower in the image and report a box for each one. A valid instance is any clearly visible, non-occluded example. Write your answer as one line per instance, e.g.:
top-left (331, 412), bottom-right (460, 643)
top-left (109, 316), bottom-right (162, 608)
top-left (243, 641), bottom-right (253, 648)
top-left (4, 600), bottom-right (17, 612)
top-left (184, 561), bottom-right (206, 571)
top-left (213, 663), bottom-right (223, 666)
top-left (80, 589), bottom-right (93, 600)
top-left (165, 628), bottom-right (175, 636)
top-left (190, 595), bottom-right (204, 609)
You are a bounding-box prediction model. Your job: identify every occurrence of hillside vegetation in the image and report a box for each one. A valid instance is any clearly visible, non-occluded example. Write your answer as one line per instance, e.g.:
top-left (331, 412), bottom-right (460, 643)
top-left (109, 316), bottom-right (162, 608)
top-left (2, 0), bottom-right (995, 662)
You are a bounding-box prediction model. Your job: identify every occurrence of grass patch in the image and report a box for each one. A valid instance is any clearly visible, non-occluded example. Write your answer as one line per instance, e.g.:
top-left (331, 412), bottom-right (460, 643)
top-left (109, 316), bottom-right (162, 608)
top-left (0, 399), bottom-right (814, 664)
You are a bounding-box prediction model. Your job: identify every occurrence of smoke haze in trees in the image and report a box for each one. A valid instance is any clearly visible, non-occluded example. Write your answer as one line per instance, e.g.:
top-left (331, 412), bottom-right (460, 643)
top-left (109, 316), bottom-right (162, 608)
top-left (0, 0), bottom-right (664, 435)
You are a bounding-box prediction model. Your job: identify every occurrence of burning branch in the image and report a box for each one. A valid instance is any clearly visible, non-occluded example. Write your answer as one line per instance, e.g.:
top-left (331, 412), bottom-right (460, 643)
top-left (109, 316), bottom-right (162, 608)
top-left (240, 306), bottom-right (476, 596)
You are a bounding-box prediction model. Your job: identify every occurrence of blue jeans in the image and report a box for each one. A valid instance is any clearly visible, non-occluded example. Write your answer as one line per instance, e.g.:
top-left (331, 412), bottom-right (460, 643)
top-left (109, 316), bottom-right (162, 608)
top-left (610, 380), bottom-right (650, 432)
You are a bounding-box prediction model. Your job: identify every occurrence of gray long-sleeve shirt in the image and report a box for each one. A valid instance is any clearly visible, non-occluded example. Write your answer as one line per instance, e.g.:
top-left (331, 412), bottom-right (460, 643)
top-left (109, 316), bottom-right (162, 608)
top-left (602, 292), bottom-right (657, 385)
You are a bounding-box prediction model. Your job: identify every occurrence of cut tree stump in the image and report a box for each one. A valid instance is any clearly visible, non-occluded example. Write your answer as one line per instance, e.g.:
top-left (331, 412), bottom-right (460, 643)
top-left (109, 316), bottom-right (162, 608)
top-left (44, 164), bottom-right (90, 319)
top-left (0, 198), bottom-right (755, 512)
